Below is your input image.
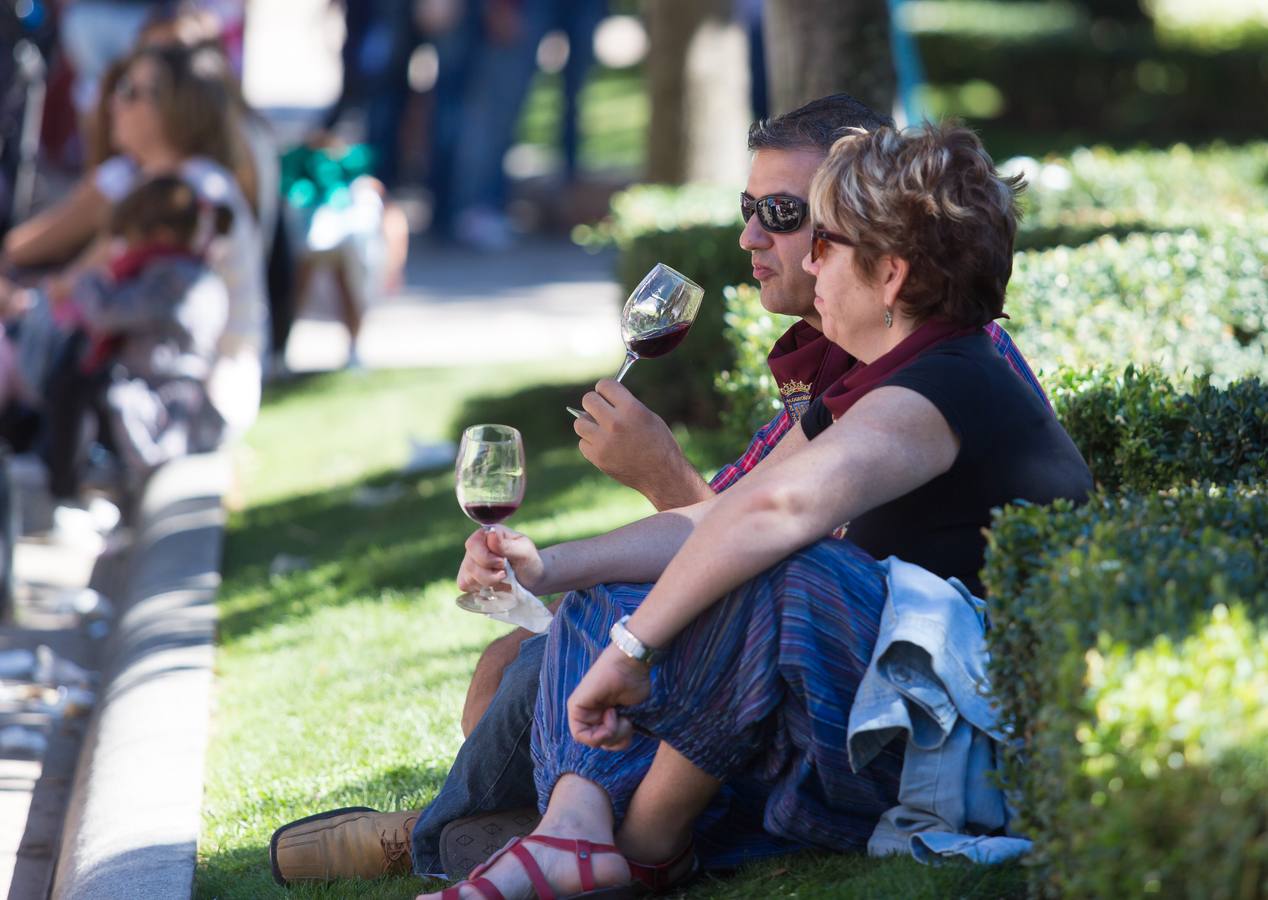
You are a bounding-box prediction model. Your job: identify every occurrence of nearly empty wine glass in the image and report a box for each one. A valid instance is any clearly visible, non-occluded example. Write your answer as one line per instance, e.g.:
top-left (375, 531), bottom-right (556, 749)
top-left (567, 263), bottom-right (704, 418)
top-left (455, 424), bottom-right (525, 614)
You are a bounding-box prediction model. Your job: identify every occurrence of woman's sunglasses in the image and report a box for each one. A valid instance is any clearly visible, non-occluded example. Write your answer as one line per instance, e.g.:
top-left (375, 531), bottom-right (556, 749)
top-left (114, 78), bottom-right (158, 105)
top-left (810, 227), bottom-right (853, 262)
top-left (740, 192), bottom-right (808, 233)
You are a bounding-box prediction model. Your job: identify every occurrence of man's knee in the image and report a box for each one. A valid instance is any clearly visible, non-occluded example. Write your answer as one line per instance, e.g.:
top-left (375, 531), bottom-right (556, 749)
top-left (482, 629), bottom-right (533, 676)
top-left (461, 629), bottom-right (539, 736)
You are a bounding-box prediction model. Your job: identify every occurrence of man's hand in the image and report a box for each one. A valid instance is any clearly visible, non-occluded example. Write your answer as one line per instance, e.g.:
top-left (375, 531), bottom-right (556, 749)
top-left (568, 644), bottom-right (652, 751)
top-left (457, 526), bottom-right (545, 594)
top-left (574, 380), bottom-right (711, 511)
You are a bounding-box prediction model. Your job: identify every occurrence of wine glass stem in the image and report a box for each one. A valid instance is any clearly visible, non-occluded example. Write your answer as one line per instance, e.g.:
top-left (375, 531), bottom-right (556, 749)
top-left (479, 524), bottom-right (515, 601)
top-left (614, 351), bottom-right (638, 383)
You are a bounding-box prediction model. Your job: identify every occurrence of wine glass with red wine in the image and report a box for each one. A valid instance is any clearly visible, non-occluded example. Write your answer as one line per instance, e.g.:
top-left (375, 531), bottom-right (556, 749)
top-left (455, 424), bottom-right (525, 614)
top-left (567, 263), bottom-right (704, 418)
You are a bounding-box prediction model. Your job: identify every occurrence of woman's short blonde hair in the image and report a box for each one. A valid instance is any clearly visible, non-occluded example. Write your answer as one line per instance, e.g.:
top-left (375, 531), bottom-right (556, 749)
top-left (810, 122), bottom-right (1024, 327)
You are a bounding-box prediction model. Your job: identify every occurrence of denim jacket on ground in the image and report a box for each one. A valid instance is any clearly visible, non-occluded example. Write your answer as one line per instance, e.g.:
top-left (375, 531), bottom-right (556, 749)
top-left (846, 557), bottom-right (1033, 865)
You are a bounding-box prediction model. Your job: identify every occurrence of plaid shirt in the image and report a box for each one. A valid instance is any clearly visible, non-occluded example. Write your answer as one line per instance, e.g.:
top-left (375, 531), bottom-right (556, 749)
top-left (707, 322), bottom-right (1047, 494)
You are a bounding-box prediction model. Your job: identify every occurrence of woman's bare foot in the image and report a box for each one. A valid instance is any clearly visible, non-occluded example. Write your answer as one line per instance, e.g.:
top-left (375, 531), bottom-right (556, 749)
top-left (418, 776), bottom-right (631, 900)
top-left (414, 826), bottom-right (631, 900)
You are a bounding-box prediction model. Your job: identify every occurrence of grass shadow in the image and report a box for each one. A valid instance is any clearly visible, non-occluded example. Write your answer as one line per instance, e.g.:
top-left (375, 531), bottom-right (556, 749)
top-left (219, 443), bottom-right (629, 643)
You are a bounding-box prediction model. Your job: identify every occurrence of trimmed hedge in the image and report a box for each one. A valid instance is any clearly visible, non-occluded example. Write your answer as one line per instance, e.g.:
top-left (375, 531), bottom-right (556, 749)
top-left (1076, 603), bottom-right (1268, 898)
top-left (587, 144), bottom-right (1267, 426)
top-left (982, 486), bottom-right (1268, 898)
top-left (713, 228), bottom-right (1268, 445)
top-left (1005, 227), bottom-right (1268, 385)
top-left (982, 366), bottom-right (1268, 897)
top-left (1050, 368), bottom-right (1268, 492)
top-left (714, 285), bottom-right (795, 441)
top-left (1007, 142), bottom-right (1268, 251)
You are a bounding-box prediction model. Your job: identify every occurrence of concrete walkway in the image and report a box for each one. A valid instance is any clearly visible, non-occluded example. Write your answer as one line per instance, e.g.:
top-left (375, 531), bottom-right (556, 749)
top-left (0, 502), bottom-right (119, 899)
top-left (284, 235), bottom-right (624, 373)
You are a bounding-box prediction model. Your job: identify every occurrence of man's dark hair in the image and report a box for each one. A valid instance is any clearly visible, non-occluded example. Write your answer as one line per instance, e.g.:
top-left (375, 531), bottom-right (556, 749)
top-left (747, 93), bottom-right (894, 154)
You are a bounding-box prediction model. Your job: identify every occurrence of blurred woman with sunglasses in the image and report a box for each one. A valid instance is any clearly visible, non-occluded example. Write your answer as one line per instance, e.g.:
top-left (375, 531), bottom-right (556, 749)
top-left (437, 122), bottom-right (1093, 899)
top-left (3, 42), bottom-right (265, 440)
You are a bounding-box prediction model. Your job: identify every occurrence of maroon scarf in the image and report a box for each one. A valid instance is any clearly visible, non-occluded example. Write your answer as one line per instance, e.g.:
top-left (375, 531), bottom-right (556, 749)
top-left (108, 242), bottom-right (199, 282)
top-left (766, 321), bottom-right (855, 421)
top-left (818, 318), bottom-right (980, 421)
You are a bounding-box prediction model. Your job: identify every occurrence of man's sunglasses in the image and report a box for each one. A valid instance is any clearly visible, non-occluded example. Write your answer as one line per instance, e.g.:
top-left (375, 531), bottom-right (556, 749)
top-left (740, 192), bottom-right (808, 233)
top-left (810, 227), bottom-right (853, 263)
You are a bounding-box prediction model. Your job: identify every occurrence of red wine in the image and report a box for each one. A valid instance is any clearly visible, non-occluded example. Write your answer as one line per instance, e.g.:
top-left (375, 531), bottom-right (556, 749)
top-left (627, 321), bottom-right (692, 358)
top-left (464, 503), bottom-right (518, 525)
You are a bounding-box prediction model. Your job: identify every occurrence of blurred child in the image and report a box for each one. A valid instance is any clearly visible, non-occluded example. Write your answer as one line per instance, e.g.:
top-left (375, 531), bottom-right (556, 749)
top-left (42, 175), bottom-right (232, 499)
top-left (280, 136), bottom-right (408, 371)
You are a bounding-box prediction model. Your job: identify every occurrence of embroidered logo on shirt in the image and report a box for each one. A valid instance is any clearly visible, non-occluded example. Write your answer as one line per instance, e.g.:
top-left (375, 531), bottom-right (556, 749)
top-left (779, 378), bottom-right (813, 422)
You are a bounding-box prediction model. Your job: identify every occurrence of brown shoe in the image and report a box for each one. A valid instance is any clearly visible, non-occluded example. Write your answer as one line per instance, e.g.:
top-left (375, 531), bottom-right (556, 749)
top-left (269, 806), bottom-right (421, 885)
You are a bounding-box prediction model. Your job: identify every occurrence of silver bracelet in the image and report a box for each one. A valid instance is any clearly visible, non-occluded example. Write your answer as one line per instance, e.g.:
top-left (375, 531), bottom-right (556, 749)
top-left (609, 615), bottom-right (664, 666)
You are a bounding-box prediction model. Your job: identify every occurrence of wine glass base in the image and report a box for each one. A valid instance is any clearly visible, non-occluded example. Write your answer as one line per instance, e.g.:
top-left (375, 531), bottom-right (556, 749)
top-left (456, 590), bottom-right (517, 615)
top-left (565, 406), bottom-right (593, 421)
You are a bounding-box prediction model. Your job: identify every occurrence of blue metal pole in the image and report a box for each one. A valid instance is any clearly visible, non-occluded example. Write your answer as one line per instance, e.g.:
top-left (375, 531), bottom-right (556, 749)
top-left (886, 0), bottom-right (929, 125)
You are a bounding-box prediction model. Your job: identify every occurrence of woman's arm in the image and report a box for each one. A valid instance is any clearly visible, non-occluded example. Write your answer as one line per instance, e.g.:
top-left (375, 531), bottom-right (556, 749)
top-left (567, 384), bottom-right (961, 749)
top-left (624, 384), bottom-right (959, 649)
top-left (2, 179), bottom-right (110, 268)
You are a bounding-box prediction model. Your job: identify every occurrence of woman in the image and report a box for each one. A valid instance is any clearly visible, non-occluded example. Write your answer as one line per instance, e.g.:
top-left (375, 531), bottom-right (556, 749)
top-left (64, 43), bottom-right (265, 433)
top-left (3, 14), bottom-right (261, 271)
top-left (435, 123), bottom-right (1093, 899)
top-left (4, 36), bottom-right (267, 433)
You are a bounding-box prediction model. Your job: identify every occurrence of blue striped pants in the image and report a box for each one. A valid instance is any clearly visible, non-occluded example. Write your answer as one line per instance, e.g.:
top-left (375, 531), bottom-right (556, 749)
top-left (530, 538), bottom-right (904, 863)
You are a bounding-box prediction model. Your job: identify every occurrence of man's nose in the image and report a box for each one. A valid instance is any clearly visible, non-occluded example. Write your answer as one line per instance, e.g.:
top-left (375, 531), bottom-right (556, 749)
top-left (739, 215), bottom-right (771, 250)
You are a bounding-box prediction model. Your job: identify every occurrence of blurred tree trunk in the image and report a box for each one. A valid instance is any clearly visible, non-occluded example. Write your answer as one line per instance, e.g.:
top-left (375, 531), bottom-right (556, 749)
top-left (764, 0), bottom-right (896, 117)
top-left (645, 0), bottom-right (750, 184)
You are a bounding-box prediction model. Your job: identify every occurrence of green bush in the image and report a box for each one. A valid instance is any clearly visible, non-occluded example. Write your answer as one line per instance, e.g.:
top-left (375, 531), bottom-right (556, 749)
top-left (1051, 368), bottom-right (1268, 492)
top-left (586, 147), bottom-right (1267, 426)
top-left (714, 285), bottom-right (796, 442)
top-left (1146, 0), bottom-right (1268, 51)
top-left (982, 487), bottom-right (1268, 897)
top-left (1075, 603), bottom-right (1268, 898)
top-left (1009, 142), bottom-right (1268, 250)
top-left (1005, 227), bottom-right (1268, 384)
top-left (575, 184), bottom-right (750, 425)
top-left (913, 7), bottom-right (1268, 146)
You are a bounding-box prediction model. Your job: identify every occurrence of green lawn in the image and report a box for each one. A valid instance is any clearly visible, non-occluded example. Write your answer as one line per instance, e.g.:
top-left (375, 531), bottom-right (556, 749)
top-left (195, 363), bottom-right (1025, 899)
top-left (518, 66), bottom-right (648, 175)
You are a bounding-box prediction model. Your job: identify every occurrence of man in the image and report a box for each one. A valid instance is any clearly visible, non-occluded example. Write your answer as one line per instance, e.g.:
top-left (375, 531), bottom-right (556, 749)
top-left (269, 93), bottom-right (1045, 885)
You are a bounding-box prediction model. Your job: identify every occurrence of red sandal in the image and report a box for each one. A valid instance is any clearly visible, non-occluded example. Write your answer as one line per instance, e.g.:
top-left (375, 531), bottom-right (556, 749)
top-left (438, 834), bottom-right (697, 900)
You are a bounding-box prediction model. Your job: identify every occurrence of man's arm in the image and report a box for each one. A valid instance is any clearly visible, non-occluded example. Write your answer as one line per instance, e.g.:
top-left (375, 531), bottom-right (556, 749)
top-left (460, 412), bottom-right (813, 598)
top-left (574, 380), bottom-right (713, 511)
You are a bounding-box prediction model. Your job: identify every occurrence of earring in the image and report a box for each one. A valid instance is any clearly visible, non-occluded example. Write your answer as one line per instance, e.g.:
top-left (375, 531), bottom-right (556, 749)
top-left (884, 307), bottom-right (893, 328)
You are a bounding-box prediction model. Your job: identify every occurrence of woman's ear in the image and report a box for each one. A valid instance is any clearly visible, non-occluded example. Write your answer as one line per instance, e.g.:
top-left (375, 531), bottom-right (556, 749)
top-left (881, 255), bottom-right (910, 307)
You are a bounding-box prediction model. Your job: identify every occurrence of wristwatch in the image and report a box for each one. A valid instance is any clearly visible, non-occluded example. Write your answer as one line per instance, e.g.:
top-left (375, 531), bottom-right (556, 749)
top-left (609, 615), bottom-right (665, 667)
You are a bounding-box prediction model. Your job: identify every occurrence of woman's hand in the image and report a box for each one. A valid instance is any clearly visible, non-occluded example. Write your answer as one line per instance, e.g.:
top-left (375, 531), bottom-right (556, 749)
top-left (41, 271), bottom-right (77, 309)
top-left (0, 277), bottom-right (32, 320)
top-left (567, 644), bottom-right (652, 751)
top-left (457, 526), bottom-right (545, 594)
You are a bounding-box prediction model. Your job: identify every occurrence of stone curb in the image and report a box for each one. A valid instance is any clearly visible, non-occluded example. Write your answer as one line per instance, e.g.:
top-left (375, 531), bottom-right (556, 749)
top-left (51, 453), bottom-right (229, 900)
